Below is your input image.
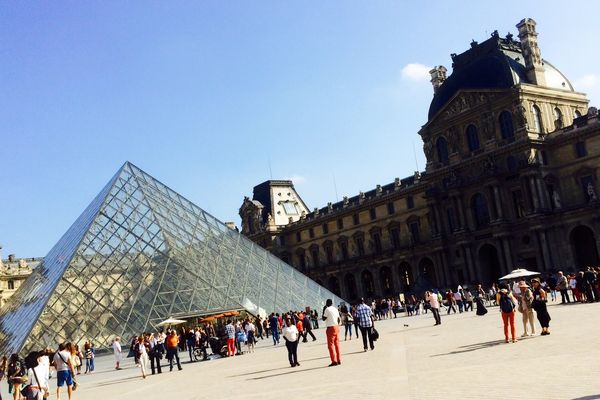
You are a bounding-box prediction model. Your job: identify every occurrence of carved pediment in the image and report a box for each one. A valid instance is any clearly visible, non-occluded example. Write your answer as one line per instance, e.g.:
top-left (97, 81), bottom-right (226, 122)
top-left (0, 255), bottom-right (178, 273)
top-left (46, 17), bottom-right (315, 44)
top-left (441, 92), bottom-right (497, 121)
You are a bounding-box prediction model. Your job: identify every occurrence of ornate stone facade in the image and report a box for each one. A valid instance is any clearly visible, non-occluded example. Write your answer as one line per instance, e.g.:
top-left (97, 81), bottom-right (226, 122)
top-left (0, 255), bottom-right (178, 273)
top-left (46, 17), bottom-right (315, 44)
top-left (241, 18), bottom-right (600, 301)
top-left (0, 250), bottom-right (41, 308)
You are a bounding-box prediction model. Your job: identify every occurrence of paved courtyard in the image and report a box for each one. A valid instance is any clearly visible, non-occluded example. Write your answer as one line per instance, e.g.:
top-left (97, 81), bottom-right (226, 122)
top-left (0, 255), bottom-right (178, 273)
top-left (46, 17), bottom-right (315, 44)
top-left (3, 301), bottom-right (599, 400)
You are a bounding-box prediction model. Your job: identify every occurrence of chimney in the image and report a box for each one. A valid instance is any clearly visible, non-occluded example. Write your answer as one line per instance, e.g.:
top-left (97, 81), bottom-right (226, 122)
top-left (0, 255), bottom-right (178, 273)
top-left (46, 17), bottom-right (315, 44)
top-left (516, 18), bottom-right (546, 86)
top-left (429, 66), bottom-right (447, 93)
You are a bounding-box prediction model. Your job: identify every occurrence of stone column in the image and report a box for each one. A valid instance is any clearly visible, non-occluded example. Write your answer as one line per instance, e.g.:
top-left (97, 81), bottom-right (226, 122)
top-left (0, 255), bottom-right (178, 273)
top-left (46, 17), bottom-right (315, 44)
top-left (372, 267), bottom-right (384, 298)
top-left (493, 186), bottom-right (504, 219)
top-left (428, 205), bottom-right (439, 236)
top-left (465, 245), bottom-right (477, 282)
top-left (456, 196), bottom-right (466, 229)
top-left (529, 176), bottom-right (540, 212)
top-left (432, 251), bottom-right (446, 287)
top-left (501, 237), bottom-right (513, 273)
top-left (462, 245), bottom-right (474, 283)
top-left (495, 239), bottom-right (508, 276)
top-left (538, 230), bottom-right (553, 271)
top-left (434, 205), bottom-right (444, 235)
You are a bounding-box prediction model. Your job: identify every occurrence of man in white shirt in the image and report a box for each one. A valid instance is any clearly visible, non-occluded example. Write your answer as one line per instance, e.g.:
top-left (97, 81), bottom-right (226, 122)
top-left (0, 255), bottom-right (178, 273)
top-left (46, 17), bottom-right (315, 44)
top-left (322, 299), bottom-right (341, 366)
top-left (112, 336), bottom-right (122, 370)
top-left (426, 290), bottom-right (442, 325)
top-left (53, 343), bottom-right (75, 400)
top-left (282, 318), bottom-right (300, 367)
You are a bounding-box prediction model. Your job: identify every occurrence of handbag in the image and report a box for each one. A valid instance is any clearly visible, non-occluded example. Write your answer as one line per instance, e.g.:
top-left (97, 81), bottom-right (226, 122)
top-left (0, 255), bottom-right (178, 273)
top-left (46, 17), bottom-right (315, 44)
top-left (21, 367), bottom-right (44, 400)
top-left (371, 327), bottom-right (379, 341)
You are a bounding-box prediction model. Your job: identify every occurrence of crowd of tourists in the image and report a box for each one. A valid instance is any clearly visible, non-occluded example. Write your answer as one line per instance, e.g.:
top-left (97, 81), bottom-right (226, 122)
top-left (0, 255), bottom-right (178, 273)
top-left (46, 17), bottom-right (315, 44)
top-left (0, 340), bottom-right (92, 400)
top-left (2, 267), bottom-right (599, 398)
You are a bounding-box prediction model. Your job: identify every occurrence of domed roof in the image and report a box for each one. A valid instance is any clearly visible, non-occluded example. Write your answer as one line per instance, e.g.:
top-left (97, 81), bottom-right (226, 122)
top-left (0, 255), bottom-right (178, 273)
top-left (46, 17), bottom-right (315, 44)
top-left (428, 33), bottom-right (573, 120)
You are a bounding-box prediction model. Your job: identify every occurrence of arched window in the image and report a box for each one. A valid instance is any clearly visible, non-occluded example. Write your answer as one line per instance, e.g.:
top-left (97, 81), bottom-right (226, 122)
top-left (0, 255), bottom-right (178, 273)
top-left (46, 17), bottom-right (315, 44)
top-left (466, 124), bottom-right (480, 152)
top-left (471, 193), bottom-right (490, 228)
top-left (532, 104), bottom-right (543, 133)
top-left (436, 137), bottom-right (449, 165)
top-left (574, 109), bottom-right (582, 118)
top-left (499, 111), bottom-right (514, 139)
top-left (554, 107), bottom-right (563, 130)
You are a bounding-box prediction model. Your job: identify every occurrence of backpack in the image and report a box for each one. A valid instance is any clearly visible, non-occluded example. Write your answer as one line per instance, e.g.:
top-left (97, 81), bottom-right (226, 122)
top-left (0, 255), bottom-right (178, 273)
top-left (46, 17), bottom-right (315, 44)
top-left (499, 292), bottom-right (515, 313)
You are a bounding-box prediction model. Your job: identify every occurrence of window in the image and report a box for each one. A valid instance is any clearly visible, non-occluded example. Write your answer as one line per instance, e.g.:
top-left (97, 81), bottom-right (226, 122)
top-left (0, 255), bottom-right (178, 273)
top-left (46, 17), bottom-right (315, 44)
top-left (466, 124), bottom-right (480, 152)
top-left (310, 248), bottom-right (319, 268)
top-left (436, 137), bottom-right (449, 164)
top-left (352, 213), bottom-right (360, 225)
top-left (406, 196), bottom-right (414, 209)
top-left (282, 201), bottom-right (298, 215)
top-left (325, 245), bottom-right (334, 264)
top-left (390, 227), bottom-right (401, 249)
top-left (355, 236), bottom-right (365, 256)
top-left (308, 228), bottom-right (314, 239)
top-left (574, 110), bottom-right (582, 118)
top-left (337, 219), bottom-right (344, 230)
top-left (298, 254), bottom-right (306, 271)
top-left (575, 141), bottom-right (587, 158)
top-left (532, 104), bottom-right (543, 133)
top-left (7, 280), bottom-right (14, 290)
top-left (499, 111), bottom-right (514, 139)
top-left (409, 222), bottom-right (420, 244)
top-left (369, 208), bottom-right (377, 221)
top-left (387, 202), bottom-right (395, 215)
top-left (340, 242), bottom-right (349, 261)
top-left (472, 193), bottom-right (490, 228)
top-left (554, 107), bottom-right (563, 130)
top-left (295, 232), bottom-right (301, 242)
top-left (446, 208), bottom-right (456, 232)
top-left (322, 223), bottom-right (329, 235)
top-left (372, 232), bottom-right (382, 254)
top-left (512, 190), bottom-right (525, 219)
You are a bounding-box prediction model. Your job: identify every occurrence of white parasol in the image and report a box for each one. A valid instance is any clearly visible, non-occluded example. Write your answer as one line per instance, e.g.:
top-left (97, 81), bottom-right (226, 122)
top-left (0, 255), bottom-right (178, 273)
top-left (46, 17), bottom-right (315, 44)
top-left (499, 269), bottom-right (541, 281)
top-left (156, 317), bottom-right (187, 326)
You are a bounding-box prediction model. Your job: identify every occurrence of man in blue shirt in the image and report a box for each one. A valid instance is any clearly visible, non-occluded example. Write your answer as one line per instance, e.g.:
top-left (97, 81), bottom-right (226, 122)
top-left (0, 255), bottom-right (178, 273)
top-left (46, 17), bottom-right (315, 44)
top-left (269, 313), bottom-right (280, 345)
top-left (355, 298), bottom-right (375, 352)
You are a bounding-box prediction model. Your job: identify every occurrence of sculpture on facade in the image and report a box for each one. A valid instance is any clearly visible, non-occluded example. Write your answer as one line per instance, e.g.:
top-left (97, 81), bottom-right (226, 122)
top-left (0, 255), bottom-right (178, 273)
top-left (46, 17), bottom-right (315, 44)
top-left (552, 191), bottom-right (562, 209)
top-left (587, 183), bottom-right (597, 202)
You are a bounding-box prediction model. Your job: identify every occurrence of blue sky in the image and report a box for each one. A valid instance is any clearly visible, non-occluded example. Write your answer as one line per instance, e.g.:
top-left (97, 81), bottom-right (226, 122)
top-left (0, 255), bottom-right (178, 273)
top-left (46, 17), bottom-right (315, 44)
top-left (1, 1), bottom-right (599, 257)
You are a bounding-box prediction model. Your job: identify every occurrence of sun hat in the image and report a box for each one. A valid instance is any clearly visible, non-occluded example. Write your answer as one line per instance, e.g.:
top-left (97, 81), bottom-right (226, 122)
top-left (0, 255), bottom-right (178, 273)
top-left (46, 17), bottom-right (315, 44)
top-left (518, 280), bottom-right (529, 288)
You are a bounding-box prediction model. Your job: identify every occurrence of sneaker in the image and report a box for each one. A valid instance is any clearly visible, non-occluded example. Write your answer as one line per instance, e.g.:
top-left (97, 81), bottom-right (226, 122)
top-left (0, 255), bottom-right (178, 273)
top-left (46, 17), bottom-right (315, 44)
top-left (328, 363), bottom-right (337, 367)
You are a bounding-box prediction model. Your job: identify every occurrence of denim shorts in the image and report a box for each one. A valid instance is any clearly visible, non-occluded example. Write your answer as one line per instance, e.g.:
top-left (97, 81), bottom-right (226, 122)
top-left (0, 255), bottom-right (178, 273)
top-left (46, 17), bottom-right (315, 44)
top-left (57, 370), bottom-right (73, 387)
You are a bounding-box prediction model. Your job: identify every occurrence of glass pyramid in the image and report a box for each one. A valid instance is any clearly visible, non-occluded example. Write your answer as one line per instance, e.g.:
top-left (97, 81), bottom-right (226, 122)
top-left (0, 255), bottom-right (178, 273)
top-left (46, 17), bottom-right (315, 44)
top-left (0, 162), bottom-right (343, 355)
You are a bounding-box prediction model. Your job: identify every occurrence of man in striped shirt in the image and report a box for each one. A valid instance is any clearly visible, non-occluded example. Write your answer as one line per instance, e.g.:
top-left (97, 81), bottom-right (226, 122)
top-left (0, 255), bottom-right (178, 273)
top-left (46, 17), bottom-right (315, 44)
top-left (355, 298), bottom-right (375, 352)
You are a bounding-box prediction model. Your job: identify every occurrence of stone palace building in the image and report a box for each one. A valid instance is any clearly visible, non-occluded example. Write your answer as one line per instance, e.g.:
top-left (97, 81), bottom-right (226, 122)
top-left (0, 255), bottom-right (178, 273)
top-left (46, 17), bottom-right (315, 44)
top-left (240, 18), bottom-right (600, 301)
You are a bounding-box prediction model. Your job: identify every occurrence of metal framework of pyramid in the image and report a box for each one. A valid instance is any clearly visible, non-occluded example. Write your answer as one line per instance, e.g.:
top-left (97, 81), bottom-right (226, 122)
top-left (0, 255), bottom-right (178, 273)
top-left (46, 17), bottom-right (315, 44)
top-left (0, 162), bottom-right (343, 355)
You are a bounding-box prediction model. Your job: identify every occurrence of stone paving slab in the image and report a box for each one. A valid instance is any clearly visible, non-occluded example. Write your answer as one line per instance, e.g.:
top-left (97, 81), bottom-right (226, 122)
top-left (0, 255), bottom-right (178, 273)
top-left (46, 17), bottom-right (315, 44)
top-left (2, 301), bottom-right (599, 399)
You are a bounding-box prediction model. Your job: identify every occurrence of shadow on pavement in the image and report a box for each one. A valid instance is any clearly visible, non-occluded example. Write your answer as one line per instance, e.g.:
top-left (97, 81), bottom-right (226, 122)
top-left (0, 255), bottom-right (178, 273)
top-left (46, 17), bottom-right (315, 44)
top-left (430, 339), bottom-right (508, 357)
top-left (571, 396), bottom-right (600, 400)
top-left (248, 365), bottom-right (329, 380)
top-left (94, 375), bottom-right (146, 387)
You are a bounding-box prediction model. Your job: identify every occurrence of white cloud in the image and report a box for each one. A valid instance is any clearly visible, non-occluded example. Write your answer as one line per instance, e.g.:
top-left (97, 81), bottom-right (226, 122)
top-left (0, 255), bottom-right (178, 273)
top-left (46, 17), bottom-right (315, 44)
top-left (285, 174), bottom-right (306, 184)
top-left (574, 74), bottom-right (600, 89)
top-left (401, 63), bottom-right (432, 83)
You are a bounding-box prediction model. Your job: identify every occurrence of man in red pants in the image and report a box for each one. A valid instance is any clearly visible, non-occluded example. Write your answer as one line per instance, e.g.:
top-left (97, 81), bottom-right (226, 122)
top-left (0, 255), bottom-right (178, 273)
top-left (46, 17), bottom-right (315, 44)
top-left (322, 299), bottom-right (341, 366)
top-left (225, 320), bottom-right (236, 357)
